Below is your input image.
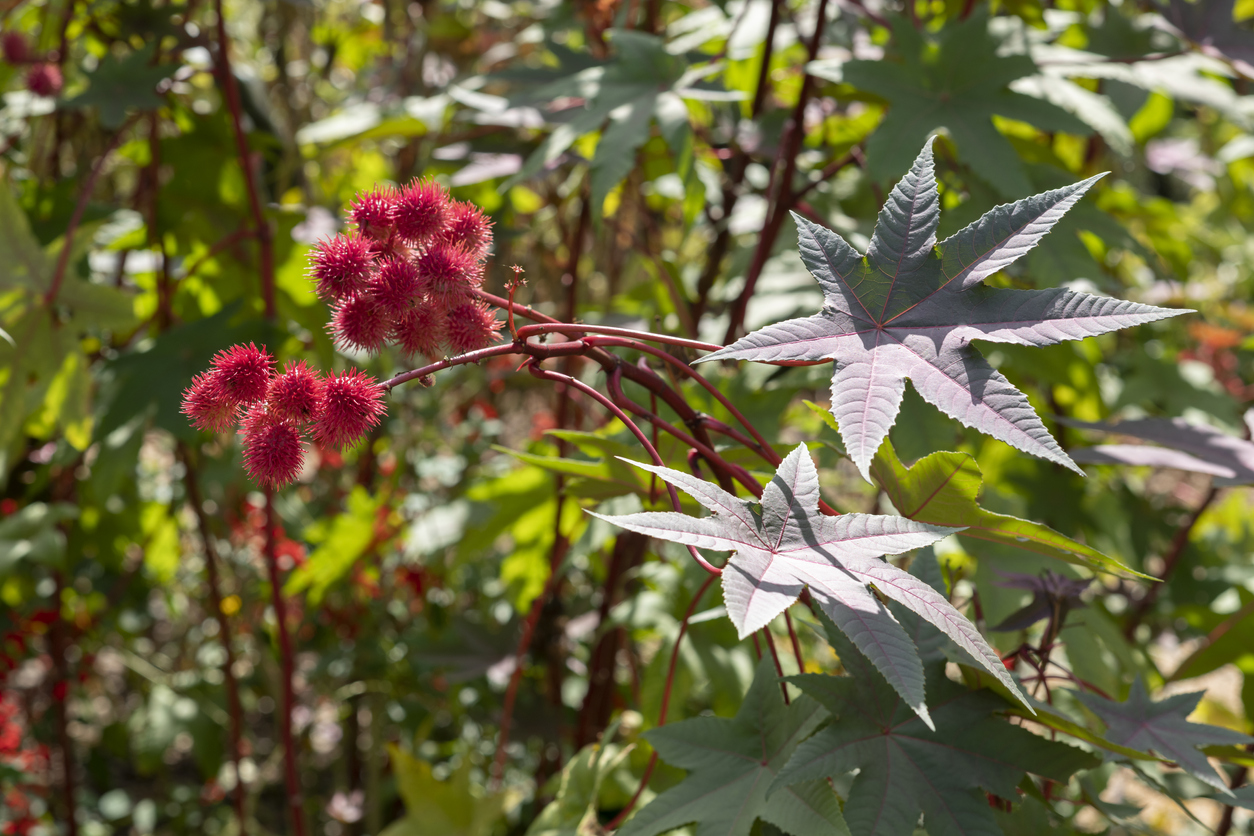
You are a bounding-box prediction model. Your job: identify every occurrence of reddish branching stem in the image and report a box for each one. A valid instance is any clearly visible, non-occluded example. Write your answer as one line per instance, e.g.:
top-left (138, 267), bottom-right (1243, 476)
top-left (263, 491), bottom-right (306, 836)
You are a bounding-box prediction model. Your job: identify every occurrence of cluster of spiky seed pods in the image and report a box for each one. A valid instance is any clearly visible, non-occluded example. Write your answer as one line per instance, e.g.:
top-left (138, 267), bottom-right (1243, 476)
top-left (182, 179), bottom-right (501, 487)
top-left (182, 345), bottom-right (385, 486)
top-left (315, 178), bottom-right (501, 358)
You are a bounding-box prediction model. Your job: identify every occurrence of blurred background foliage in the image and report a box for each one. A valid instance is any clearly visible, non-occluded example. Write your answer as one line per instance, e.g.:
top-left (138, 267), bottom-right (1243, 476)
top-left (0, 0), bottom-right (1253, 832)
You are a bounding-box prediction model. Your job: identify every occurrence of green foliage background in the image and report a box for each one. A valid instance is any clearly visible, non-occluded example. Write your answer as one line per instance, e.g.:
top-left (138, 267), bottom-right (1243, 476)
top-left (1, 0), bottom-right (1253, 833)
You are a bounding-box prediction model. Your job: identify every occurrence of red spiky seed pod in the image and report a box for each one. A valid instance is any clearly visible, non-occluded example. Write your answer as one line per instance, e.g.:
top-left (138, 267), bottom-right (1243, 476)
top-left (392, 179), bottom-right (450, 244)
top-left (370, 257), bottom-right (422, 317)
top-left (242, 406), bottom-right (305, 487)
top-left (330, 294), bottom-right (392, 354)
top-left (25, 64), bottom-right (62, 98)
top-left (445, 300), bottom-right (502, 354)
top-left (266, 361), bottom-right (325, 424)
top-left (206, 343), bottom-right (274, 407)
top-left (348, 187), bottom-right (397, 240)
top-left (315, 370), bottom-right (386, 449)
top-left (2, 33), bottom-right (30, 64)
top-left (417, 243), bottom-right (482, 306)
top-left (181, 373), bottom-right (238, 432)
top-left (393, 304), bottom-right (447, 359)
top-left (311, 234), bottom-right (375, 300)
top-left (438, 200), bottom-right (493, 258)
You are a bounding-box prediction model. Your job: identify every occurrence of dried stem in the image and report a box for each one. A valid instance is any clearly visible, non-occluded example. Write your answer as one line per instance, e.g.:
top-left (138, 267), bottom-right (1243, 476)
top-left (263, 490), bottom-right (307, 836)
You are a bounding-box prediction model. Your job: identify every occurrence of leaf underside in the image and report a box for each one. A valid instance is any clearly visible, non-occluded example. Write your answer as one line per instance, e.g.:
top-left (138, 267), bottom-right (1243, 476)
top-left (697, 139), bottom-right (1186, 482)
top-left (591, 444), bottom-right (1030, 726)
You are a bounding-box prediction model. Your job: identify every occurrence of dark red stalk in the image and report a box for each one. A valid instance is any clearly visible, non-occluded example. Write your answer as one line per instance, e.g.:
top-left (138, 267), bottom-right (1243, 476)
top-left (606, 574), bottom-right (718, 831)
top-left (783, 610), bottom-right (804, 672)
top-left (263, 490), bottom-right (307, 836)
top-left (514, 322), bottom-right (721, 353)
top-left (724, 0), bottom-right (831, 343)
top-left (527, 362), bottom-right (722, 576)
top-left (43, 117), bottom-right (137, 307)
top-left (762, 629), bottom-right (790, 704)
top-left (181, 446), bottom-right (248, 832)
top-left (214, 0), bottom-right (275, 318)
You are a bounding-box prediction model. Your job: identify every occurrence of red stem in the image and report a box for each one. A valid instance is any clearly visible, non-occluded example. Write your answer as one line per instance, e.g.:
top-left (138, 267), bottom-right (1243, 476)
top-left (783, 610), bottom-right (804, 672)
top-left (762, 629), bottom-right (790, 704)
top-left (43, 118), bottom-right (137, 307)
top-left (606, 574), bottom-right (717, 831)
top-left (527, 362), bottom-right (722, 576)
top-left (263, 490), bottom-right (306, 836)
top-left (214, 0), bottom-right (275, 318)
top-left (182, 447), bottom-right (248, 832)
top-left (515, 322), bottom-right (721, 353)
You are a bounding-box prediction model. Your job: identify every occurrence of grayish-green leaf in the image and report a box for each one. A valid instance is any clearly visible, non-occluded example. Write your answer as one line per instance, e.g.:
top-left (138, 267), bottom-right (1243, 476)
top-left (698, 140), bottom-right (1186, 481)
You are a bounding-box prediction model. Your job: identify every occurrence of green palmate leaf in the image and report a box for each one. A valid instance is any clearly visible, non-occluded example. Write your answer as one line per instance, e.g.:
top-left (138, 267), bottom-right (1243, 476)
top-left (870, 438), bottom-right (1141, 577)
top-left (773, 623), bottom-right (1098, 836)
top-left (526, 728), bottom-right (632, 836)
top-left (697, 140), bottom-right (1185, 481)
top-left (504, 30), bottom-right (693, 212)
top-left (63, 45), bottom-right (177, 129)
top-left (618, 657), bottom-right (848, 836)
top-left (1074, 678), bottom-right (1254, 793)
top-left (592, 444), bottom-right (1028, 728)
top-left (842, 12), bottom-right (1087, 196)
top-left (381, 745), bottom-right (512, 836)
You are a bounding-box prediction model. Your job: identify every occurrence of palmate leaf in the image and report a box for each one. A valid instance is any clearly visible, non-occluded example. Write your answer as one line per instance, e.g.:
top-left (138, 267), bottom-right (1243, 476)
top-left (617, 657), bottom-right (848, 836)
top-left (526, 726), bottom-right (632, 836)
top-left (869, 437), bottom-right (1142, 577)
top-left (1064, 410), bottom-right (1254, 486)
top-left (697, 139), bottom-right (1186, 481)
top-left (772, 622), bottom-right (1098, 836)
top-left (591, 444), bottom-right (1028, 728)
top-left (1074, 678), bottom-right (1254, 793)
top-left (841, 11), bottom-right (1087, 196)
